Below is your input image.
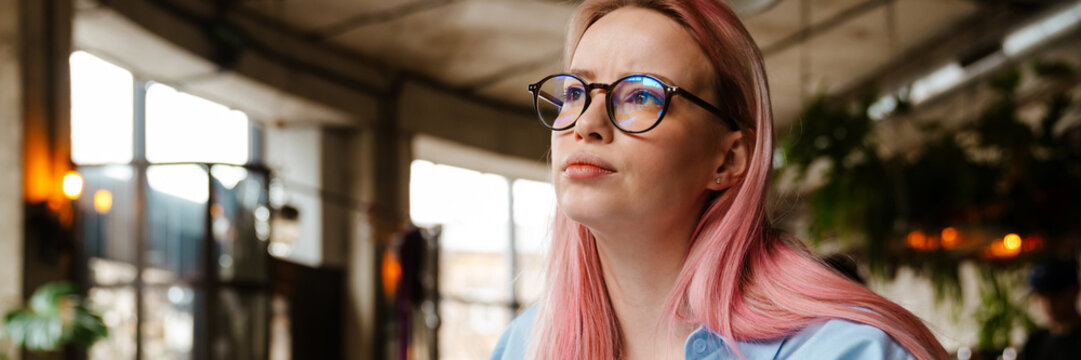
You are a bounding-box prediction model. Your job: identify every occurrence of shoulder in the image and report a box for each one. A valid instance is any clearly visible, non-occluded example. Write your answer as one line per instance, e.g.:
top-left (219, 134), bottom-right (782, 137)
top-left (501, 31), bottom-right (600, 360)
top-left (489, 305), bottom-right (538, 360)
top-left (772, 318), bottom-right (916, 360)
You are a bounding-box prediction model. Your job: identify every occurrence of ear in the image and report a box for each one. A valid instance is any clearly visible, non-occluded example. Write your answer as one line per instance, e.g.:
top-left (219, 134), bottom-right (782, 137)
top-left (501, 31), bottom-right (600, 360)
top-left (706, 130), bottom-right (748, 191)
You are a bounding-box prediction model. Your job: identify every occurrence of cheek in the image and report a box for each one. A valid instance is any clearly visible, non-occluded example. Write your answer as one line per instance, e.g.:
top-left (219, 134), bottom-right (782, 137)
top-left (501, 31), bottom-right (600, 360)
top-left (644, 133), bottom-right (713, 184)
top-left (626, 141), bottom-right (711, 206)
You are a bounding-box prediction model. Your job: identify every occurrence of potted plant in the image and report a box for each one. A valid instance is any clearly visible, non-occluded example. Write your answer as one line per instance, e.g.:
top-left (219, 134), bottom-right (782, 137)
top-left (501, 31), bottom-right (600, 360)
top-left (1, 282), bottom-right (107, 359)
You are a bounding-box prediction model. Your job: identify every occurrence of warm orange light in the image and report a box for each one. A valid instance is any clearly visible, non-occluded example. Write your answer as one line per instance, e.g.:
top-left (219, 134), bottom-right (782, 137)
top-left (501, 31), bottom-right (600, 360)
top-left (941, 227), bottom-right (959, 248)
top-left (907, 230), bottom-right (929, 250)
top-left (1003, 233), bottom-right (1022, 251)
top-left (381, 250), bottom-right (402, 300)
top-left (61, 171), bottom-right (83, 199)
top-left (984, 237), bottom-right (1022, 259)
top-left (25, 127), bottom-right (54, 203)
top-left (905, 230), bottom-right (947, 250)
top-left (93, 190), bottom-right (113, 214)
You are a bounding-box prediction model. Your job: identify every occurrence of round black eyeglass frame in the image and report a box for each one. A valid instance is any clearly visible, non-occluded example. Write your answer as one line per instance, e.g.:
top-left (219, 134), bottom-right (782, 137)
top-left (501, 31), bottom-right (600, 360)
top-left (527, 73), bottom-right (740, 133)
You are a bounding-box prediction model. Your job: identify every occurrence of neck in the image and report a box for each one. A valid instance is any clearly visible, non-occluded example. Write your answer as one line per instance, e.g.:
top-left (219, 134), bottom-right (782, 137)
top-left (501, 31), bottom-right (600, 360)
top-left (591, 218), bottom-right (699, 360)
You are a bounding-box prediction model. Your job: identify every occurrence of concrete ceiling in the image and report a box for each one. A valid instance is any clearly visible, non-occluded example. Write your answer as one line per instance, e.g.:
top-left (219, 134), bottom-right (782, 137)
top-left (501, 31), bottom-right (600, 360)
top-left (74, 0), bottom-right (357, 125)
top-left (238, 0), bottom-right (984, 127)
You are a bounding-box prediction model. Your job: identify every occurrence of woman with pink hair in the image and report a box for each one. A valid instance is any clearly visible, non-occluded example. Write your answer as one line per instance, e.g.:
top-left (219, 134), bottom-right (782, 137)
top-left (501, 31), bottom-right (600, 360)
top-left (491, 0), bottom-right (949, 359)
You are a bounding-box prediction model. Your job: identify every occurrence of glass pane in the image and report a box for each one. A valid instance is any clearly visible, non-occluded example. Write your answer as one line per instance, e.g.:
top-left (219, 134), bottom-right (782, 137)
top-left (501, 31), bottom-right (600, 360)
top-left (438, 301), bottom-right (509, 360)
top-left (145, 83), bottom-right (249, 165)
top-left (410, 160), bottom-right (511, 252)
top-left (512, 178), bottom-right (554, 252)
top-left (88, 287), bottom-right (136, 360)
top-left (214, 289), bottom-right (268, 360)
top-left (76, 165), bottom-right (138, 267)
top-left (89, 258), bottom-right (137, 286)
top-left (409, 160), bottom-right (511, 302)
top-left (146, 165), bottom-right (208, 282)
top-left (142, 286), bottom-right (196, 360)
top-left (512, 179), bottom-right (555, 306)
top-left (440, 251), bottom-right (510, 304)
top-left (70, 51), bottom-right (134, 165)
top-left (211, 165), bottom-right (269, 282)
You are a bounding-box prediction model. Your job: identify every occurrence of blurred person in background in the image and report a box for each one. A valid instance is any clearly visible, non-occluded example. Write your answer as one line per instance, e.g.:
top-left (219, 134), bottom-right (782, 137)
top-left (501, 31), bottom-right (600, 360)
top-left (1021, 259), bottom-right (1081, 360)
top-left (489, 0), bottom-right (948, 359)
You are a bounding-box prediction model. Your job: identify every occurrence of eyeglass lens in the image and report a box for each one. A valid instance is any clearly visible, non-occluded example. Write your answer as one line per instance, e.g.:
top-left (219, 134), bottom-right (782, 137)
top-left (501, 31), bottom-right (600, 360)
top-left (536, 75), bottom-right (586, 130)
top-left (535, 75), bottom-right (668, 133)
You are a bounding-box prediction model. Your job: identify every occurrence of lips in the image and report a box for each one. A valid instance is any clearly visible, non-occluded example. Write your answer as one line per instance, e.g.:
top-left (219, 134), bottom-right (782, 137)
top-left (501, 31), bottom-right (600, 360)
top-left (561, 153), bottom-right (616, 180)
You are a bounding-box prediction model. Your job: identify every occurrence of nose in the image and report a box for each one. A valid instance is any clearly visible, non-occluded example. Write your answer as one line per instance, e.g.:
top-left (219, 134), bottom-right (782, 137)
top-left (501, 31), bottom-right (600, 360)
top-left (572, 88), bottom-right (614, 143)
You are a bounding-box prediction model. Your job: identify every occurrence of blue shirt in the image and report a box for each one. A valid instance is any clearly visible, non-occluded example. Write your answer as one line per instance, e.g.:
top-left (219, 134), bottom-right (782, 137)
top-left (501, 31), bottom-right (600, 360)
top-left (490, 306), bottom-right (916, 359)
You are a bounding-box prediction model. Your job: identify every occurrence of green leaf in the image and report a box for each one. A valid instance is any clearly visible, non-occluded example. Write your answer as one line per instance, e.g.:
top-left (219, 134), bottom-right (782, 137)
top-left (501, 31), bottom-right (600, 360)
top-left (28, 282), bottom-right (76, 316)
top-left (2, 282), bottom-right (109, 351)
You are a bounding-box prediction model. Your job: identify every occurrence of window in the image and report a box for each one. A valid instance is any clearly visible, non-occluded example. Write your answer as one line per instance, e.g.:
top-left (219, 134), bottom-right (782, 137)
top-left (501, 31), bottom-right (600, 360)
top-left (511, 178), bottom-right (555, 306)
top-left (145, 83), bottom-right (249, 165)
top-left (70, 51), bottom-right (134, 165)
top-left (70, 51), bottom-right (269, 360)
top-left (409, 160), bottom-right (555, 360)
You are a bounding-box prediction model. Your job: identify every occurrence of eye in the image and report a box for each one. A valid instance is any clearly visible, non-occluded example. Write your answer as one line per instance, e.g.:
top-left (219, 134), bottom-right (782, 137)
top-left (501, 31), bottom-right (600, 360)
top-left (626, 89), bottom-right (664, 106)
top-left (562, 87), bottom-right (585, 103)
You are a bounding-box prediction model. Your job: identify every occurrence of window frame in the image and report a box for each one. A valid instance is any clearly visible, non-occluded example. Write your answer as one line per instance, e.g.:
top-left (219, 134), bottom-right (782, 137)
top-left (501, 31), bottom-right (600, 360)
top-left (73, 56), bottom-right (272, 360)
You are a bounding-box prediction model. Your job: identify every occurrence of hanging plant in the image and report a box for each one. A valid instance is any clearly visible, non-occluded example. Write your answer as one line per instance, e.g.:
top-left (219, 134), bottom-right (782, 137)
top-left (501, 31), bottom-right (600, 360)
top-left (778, 93), bottom-right (905, 272)
top-left (1, 281), bottom-right (108, 353)
top-left (777, 59), bottom-right (1081, 293)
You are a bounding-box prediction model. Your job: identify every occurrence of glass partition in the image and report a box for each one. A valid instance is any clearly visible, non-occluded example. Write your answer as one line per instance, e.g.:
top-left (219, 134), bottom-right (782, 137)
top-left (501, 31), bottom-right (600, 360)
top-left (145, 165), bottom-right (208, 283)
top-left (87, 287), bottom-right (137, 360)
top-left (73, 48), bottom-right (270, 360)
top-left (142, 286), bottom-right (196, 360)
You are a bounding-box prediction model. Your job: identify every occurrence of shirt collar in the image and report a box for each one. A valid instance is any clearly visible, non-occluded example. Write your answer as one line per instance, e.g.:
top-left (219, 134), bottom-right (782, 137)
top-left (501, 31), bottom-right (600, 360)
top-left (684, 325), bottom-right (785, 360)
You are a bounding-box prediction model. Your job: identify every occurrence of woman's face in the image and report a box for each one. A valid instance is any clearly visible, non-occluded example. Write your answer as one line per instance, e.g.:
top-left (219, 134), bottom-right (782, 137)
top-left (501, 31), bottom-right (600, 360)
top-left (552, 7), bottom-right (739, 232)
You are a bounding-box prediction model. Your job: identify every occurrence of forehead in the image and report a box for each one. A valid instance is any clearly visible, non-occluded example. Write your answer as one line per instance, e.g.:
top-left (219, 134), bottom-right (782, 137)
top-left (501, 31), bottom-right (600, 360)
top-left (569, 7), bottom-right (712, 88)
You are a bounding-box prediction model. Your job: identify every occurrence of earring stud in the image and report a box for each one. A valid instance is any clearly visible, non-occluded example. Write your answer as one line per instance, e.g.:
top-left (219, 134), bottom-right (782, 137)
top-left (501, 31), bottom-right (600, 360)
top-left (714, 177), bottom-right (722, 184)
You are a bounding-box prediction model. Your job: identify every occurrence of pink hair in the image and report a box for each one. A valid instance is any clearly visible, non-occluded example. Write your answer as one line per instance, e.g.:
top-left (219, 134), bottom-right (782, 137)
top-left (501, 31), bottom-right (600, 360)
top-left (528, 0), bottom-right (949, 359)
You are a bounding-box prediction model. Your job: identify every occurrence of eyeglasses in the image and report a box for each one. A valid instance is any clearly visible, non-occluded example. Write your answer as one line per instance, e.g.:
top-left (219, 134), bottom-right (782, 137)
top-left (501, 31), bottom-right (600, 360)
top-left (527, 73), bottom-right (740, 133)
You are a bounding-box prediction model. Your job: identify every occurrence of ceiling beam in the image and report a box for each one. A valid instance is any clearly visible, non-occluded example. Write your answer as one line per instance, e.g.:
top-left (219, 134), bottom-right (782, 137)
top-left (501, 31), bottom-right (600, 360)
top-left (761, 0), bottom-right (888, 57)
top-left (314, 0), bottom-right (457, 41)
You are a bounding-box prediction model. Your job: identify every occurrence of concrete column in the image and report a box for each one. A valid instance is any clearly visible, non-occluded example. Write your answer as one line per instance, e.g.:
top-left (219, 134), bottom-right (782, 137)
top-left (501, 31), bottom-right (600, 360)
top-left (345, 129), bottom-right (378, 360)
top-left (0, 0), bottom-right (25, 336)
top-left (3, 0), bottom-right (73, 359)
top-left (345, 86), bottom-right (413, 360)
top-left (319, 127), bottom-right (353, 268)
top-left (20, 0), bottom-right (72, 204)
top-left (19, 0), bottom-right (74, 305)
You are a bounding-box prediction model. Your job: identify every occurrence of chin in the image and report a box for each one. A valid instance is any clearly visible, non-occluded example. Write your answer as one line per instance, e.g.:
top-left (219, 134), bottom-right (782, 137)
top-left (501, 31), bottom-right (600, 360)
top-left (554, 177), bottom-right (640, 228)
top-left (557, 196), bottom-right (628, 229)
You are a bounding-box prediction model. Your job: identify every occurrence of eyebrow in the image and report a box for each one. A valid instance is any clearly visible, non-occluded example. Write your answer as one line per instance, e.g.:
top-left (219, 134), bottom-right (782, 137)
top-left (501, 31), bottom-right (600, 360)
top-left (568, 68), bottom-right (595, 81)
top-left (567, 69), bottom-right (679, 86)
